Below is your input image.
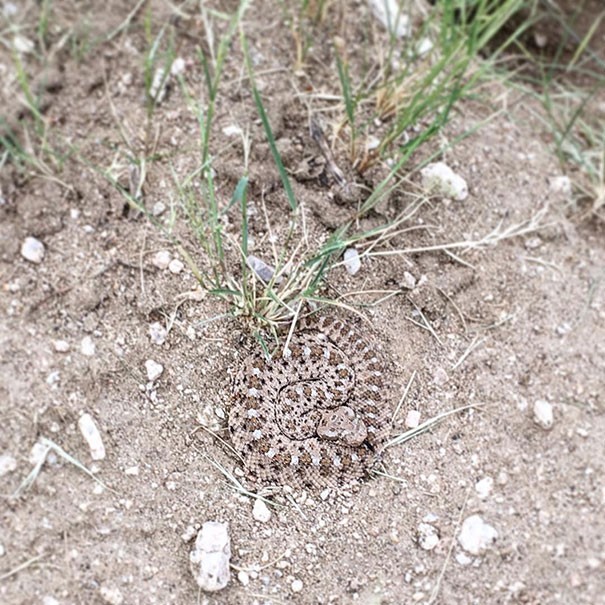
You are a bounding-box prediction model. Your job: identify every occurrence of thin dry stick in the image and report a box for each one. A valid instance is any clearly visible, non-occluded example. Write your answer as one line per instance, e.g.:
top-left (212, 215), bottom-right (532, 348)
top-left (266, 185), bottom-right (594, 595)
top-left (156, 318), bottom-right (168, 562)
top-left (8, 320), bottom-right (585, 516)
top-left (408, 298), bottom-right (443, 346)
top-left (427, 487), bottom-right (472, 604)
top-left (452, 335), bottom-right (486, 370)
top-left (0, 554), bottom-right (46, 582)
top-left (392, 370), bottom-right (418, 423)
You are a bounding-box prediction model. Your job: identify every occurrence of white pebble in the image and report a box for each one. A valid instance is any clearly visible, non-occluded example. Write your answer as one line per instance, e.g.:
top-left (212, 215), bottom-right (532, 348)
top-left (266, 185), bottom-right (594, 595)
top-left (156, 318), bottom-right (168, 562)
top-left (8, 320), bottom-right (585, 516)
top-left (152, 201), bottom-right (166, 216)
top-left (405, 410), bottom-right (421, 429)
top-left (343, 248), bottom-right (361, 275)
top-left (368, 0), bottom-right (410, 37)
top-left (247, 255), bottom-right (279, 283)
top-left (417, 523), bottom-right (440, 550)
top-left (190, 521), bottom-right (231, 592)
top-left (80, 336), bottom-right (96, 356)
top-left (152, 250), bottom-right (172, 270)
top-left (30, 441), bottom-right (50, 465)
top-left (149, 322), bottom-right (167, 345)
top-left (20, 236), bottom-right (45, 263)
top-left (0, 543), bottom-right (5, 557)
top-left (99, 584), bottom-right (123, 605)
top-left (421, 162), bottom-right (468, 201)
top-left (533, 400), bottom-right (554, 430)
top-left (0, 453), bottom-right (17, 477)
top-left (252, 499), bottom-right (272, 523)
top-left (475, 476), bottom-right (494, 500)
top-left (549, 175), bottom-right (572, 196)
top-left (145, 359), bottom-right (164, 381)
top-left (168, 258), bottom-right (185, 274)
top-left (401, 271), bottom-right (416, 289)
top-left (223, 125), bottom-right (243, 137)
top-left (291, 579), bottom-right (304, 593)
top-left (53, 340), bottom-right (70, 353)
top-left (171, 57), bottom-right (186, 76)
top-left (42, 598), bottom-right (60, 605)
top-left (237, 570), bottom-right (250, 586)
top-left (124, 465), bottom-right (139, 476)
top-left (78, 413), bottom-right (106, 461)
top-left (458, 515), bottom-right (498, 555)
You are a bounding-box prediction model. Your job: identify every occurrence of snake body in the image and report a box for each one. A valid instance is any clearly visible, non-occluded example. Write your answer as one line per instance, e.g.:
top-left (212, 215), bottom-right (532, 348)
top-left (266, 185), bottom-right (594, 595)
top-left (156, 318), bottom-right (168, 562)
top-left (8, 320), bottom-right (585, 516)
top-left (229, 317), bottom-right (390, 489)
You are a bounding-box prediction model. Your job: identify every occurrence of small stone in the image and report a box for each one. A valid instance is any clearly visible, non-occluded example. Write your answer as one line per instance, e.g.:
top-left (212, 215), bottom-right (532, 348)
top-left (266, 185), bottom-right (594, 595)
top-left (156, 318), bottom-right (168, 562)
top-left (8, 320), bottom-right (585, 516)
top-left (20, 236), bottom-right (45, 263)
top-left (252, 499), bottom-right (272, 523)
top-left (416, 37), bottom-right (433, 56)
top-left (405, 410), bottom-right (421, 429)
top-left (343, 248), bottom-right (361, 276)
top-left (223, 125), bottom-right (243, 137)
top-left (53, 340), bottom-right (70, 353)
top-left (99, 584), bottom-right (123, 605)
top-left (401, 271), bottom-right (416, 289)
top-left (152, 201), bottom-right (166, 216)
top-left (78, 413), bottom-right (106, 461)
top-left (421, 162), bottom-right (468, 201)
top-left (556, 322), bottom-right (571, 336)
top-left (291, 579), bottom-right (304, 593)
top-left (432, 367), bottom-right (449, 386)
top-left (149, 322), bottom-right (167, 345)
top-left (190, 521), bottom-right (231, 592)
top-left (368, 0), bottom-right (410, 37)
top-left (237, 570), bottom-right (250, 586)
top-left (152, 250), bottom-right (172, 270)
top-left (417, 523), bottom-right (440, 550)
top-left (0, 453), bottom-right (17, 477)
top-left (42, 598), bottom-right (59, 605)
top-left (80, 336), bottom-right (96, 356)
top-left (533, 400), bottom-right (554, 430)
top-left (458, 515), bottom-right (498, 555)
top-left (13, 34), bottom-right (35, 54)
top-left (30, 441), bottom-right (50, 465)
top-left (524, 236), bottom-right (542, 250)
top-left (475, 477), bottom-right (494, 500)
top-left (171, 57), bottom-right (186, 76)
top-left (247, 255), bottom-right (280, 284)
top-left (549, 175), bottom-right (572, 196)
top-left (124, 465), bottom-right (139, 476)
top-left (181, 525), bottom-right (197, 542)
top-left (168, 258), bottom-right (184, 274)
top-left (455, 551), bottom-right (473, 565)
top-left (145, 359), bottom-right (164, 381)
top-left (0, 543), bottom-right (5, 557)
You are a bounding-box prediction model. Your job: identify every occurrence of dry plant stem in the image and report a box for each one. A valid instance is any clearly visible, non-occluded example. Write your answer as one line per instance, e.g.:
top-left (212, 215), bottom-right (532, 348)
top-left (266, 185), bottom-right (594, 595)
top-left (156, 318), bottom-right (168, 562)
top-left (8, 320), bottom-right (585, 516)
top-left (392, 370), bottom-right (418, 423)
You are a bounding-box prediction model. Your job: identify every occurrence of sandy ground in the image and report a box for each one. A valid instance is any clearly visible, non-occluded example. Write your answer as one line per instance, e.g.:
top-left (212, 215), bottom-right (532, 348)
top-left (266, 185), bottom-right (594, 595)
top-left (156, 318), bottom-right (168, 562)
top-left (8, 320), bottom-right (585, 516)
top-left (1, 1), bottom-right (604, 604)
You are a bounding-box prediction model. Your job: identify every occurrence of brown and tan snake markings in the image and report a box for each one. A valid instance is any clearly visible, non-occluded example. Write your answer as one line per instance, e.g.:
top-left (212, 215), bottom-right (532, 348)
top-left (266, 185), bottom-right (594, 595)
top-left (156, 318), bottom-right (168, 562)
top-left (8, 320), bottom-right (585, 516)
top-left (229, 316), bottom-right (391, 490)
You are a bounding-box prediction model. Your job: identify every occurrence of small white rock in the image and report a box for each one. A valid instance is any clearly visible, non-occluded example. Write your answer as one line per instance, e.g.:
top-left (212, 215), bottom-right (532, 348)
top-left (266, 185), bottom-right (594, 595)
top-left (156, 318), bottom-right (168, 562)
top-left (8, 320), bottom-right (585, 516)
top-left (0, 453), bottom-right (17, 477)
top-left (247, 255), bottom-right (280, 284)
top-left (533, 400), bottom-right (554, 430)
top-left (223, 125), bottom-right (243, 137)
top-left (171, 57), bottom-right (186, 76)
top-left (145, 359), bottom-right (164, 382)
top-left (417, 523), bottom-right (440, 550)
top-left (237, 570), bottom-right (250, 586)
top-left (80, 336), bottom-right (96, 356)
top-left (549, 175), bottom-right (572, 196)
top-left (190, 521), bottom-right (231, 592)
top-left (475, 476), bottom-right (494, 500)
top-left (13, 34), bottom-right (35, 54)
top-left (458, 515), bottom-right (498, 555)
top-left (368, 0), bottom-right (410, 37)
top-left (421, 162), bottom-right (468, 201)
top-left (0, 543), bottom-right (5, 557)
top-left (168, 258), bottom-right (185, 274)
top-left (252, 499), bottom-right (272, 523)
top-left (401, 271), bottom-right (416, 289)
top-left (78, 413), bottom-right (106, 461)
top-left (99, 584), bottom-right (123, 605)
top-left (343, 248), bottom-right (361, 276)
top-left (405, 410), bottom-right (421, 429)
top-left (291, 579), bottom-right (304, 593)
top-left (152, 250), bottom-right (172, 270)
top-left (149, 322), bottom-right (167, 345)
top-left (152, 201), bottom-right (166, 216)
top-left (30, 441), bottom-right (50, 465)
top-left (20, 236), bottom-right (45, 264)
top-left (124, 465), bottom-right (139, 476)
top-left (42, 597), bottom-right (60, 605)
top-left (53, 340), bottom-right (70, 353)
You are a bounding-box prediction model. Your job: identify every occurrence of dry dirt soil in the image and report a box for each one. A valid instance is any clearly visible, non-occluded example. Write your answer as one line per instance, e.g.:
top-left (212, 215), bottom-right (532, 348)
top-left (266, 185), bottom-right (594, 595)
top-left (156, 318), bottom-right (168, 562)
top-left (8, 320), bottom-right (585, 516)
top-left (1, 1), bottom-right (604, 604)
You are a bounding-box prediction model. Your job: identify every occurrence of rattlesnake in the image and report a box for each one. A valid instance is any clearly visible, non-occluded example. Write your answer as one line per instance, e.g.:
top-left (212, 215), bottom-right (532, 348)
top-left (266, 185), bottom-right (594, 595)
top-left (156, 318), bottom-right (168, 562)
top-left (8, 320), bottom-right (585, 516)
top-left (228, 316), bottom-right (391, 490)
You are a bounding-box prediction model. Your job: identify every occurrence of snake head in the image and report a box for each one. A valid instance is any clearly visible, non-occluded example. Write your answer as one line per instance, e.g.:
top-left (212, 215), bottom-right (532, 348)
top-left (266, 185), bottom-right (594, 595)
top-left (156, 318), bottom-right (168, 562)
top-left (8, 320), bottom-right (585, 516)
top-left (316, 405), bottom-right (368, 447)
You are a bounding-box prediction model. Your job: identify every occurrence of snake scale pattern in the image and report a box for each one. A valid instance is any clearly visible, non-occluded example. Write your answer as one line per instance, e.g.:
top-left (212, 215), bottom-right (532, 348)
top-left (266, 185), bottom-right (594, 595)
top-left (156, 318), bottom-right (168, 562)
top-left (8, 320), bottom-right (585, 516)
top-left (229, 316), bottom-right (391, 490)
